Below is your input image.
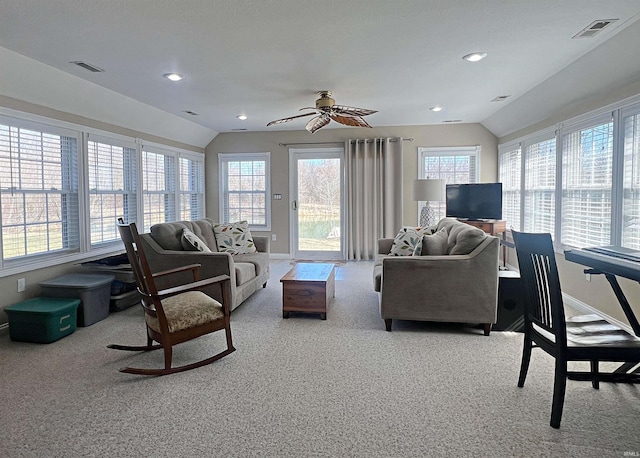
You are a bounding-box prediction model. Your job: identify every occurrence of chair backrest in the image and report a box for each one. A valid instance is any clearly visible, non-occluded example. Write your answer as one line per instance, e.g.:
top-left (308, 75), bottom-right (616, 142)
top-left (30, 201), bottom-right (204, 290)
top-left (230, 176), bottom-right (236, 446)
top-left (116, 220), bottom-right (160, 313)
top-left (512, 231), bottom-right (567, 347)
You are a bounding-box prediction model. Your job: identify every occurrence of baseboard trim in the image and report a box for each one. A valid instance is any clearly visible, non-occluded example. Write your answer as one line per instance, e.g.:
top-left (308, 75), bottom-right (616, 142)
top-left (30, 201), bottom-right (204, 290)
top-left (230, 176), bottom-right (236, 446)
top-left (562, 293), bottom-right (633, 334)
top-left (269, 253), bottom-right (291, 260)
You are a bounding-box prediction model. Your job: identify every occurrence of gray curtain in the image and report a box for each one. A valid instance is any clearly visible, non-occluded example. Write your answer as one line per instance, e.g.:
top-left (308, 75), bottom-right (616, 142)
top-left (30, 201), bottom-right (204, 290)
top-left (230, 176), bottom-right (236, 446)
top-left (344, 137), bottom-right (403, 260)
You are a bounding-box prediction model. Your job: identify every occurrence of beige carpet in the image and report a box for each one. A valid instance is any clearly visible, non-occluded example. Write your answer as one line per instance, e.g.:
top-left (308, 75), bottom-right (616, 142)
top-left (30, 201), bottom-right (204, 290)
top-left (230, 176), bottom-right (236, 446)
top-left (1, 260), bottom-right (639, 457)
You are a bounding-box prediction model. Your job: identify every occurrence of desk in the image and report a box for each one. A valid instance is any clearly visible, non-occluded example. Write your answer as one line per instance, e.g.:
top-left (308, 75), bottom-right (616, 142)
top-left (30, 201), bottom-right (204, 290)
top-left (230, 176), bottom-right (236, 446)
top-left (564, 249), bottom-right (640, 381)
top-left (462, 220), bottom-right (507, 265)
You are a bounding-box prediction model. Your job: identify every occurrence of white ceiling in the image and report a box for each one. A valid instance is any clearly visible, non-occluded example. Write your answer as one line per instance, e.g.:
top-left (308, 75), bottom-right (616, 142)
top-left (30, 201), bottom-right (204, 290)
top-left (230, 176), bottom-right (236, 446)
top-left (1, 0), bottom-right (640, 139)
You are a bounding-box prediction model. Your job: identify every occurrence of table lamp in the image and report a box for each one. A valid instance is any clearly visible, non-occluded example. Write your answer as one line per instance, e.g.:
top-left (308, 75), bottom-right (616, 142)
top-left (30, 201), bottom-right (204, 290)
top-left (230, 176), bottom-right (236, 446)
top-left (412, 179), bottom-right (445, 227)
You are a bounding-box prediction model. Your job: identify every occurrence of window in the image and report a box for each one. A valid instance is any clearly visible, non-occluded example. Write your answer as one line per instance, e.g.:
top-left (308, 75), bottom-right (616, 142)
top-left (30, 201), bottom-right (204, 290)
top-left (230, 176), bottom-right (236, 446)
top-left (141, 147), bottom-right (176, 230)
top-left (179, 153), bottom-right (205, 221)
top-left (418, 147), bottom-right (479, 222)
top-left (524, 137), bottom-right (556, 236)
top-left (87, 135), bottom-right (137, 246)
top-left (622, 106), bottom-right (640, 249)
top-left (498, 145), bottom-right (521, 231)
top-left (218, 153), bottom-right (270, 231)
top-left (561, 118), bottom-right (613, 248)
top-left (0, 117), bottom-right (80, 265)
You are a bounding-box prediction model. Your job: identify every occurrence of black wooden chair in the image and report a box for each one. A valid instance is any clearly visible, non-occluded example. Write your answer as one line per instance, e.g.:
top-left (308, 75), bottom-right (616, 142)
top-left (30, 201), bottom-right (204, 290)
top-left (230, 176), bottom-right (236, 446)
top-left (108, 221), bottom-right (235, 376)
top-left (512, 230), bottom-right (640, 428)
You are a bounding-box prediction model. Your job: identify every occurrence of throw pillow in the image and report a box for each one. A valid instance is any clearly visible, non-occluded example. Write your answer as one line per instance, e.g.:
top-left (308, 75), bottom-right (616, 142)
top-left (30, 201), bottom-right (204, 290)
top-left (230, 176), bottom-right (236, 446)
top-left (213, 220), bottom-right (257, 255)
top-left (449, 227), bottom-right (487, 255)
top-left (388, 226), bottom-right (429, 256)
top-left (421, 227), bottom-right (448, 255)
top-left (181, 228), bottom-right (212, 252)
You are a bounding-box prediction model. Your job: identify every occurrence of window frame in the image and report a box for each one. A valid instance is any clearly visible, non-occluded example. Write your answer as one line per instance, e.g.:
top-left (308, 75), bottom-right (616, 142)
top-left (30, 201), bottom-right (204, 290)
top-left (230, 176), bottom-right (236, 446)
top-left (0, 107), bottom-right (205, 278)
top-left (498, 93), bottom-right (640, 253)
top-left (218, 152), bottom-right (271, 231)
top-left (417, 146), bottom-right (480, 223)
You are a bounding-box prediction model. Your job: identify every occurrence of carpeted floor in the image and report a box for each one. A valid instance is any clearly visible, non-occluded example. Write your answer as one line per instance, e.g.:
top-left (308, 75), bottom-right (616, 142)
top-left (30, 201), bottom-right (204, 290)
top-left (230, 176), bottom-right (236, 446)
top-left (1, 260), bottom-right (639, 457)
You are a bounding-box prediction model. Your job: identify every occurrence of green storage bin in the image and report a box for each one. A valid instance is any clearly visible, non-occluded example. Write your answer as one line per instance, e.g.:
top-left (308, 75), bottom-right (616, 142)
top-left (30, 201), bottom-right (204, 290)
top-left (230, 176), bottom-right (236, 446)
top-left (5, 297), bottom-right (80, 343)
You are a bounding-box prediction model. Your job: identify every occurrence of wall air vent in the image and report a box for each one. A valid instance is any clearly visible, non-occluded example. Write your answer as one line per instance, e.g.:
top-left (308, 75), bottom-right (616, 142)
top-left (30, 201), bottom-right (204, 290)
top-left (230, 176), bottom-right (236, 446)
top-left (70, 61), bottom-right (104, 72)
top-left (183, 110), bottom-right (199, 116)
top-left (572, 19), bottom-right (618, 38)
top-left (492, 95), bottom-right (511, 102)
top-left (442, 120), bottom-right (462, 123)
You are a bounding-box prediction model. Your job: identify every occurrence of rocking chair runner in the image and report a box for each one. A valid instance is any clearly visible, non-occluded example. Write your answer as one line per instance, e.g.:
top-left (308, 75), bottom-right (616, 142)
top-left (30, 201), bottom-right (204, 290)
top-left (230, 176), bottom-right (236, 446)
top-left (109, 221), bottom-right (235, 376)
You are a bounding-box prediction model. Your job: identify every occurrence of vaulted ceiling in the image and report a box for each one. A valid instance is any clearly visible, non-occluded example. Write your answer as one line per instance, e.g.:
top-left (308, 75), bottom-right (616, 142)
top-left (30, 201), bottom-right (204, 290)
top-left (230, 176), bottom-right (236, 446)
top-left (1, 0), bottom-right (640, 139)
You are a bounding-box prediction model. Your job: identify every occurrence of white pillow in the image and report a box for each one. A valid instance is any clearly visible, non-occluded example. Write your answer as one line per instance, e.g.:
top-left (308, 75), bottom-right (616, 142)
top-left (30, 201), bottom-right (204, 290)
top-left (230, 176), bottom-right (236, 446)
top-left (213, 220), bottom-right (257, 255)
top-left (389, 226), bottom-right (430, 256)
top-left (181, 228), bottom-right (212, 252)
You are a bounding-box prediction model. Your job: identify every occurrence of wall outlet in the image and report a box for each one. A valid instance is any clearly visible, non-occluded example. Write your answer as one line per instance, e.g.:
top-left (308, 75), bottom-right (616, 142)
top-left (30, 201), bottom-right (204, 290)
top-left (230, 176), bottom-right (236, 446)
top-left (17, 278), bottom-right (26, 292)
top-left (272, 234), bottom-right (277, 242)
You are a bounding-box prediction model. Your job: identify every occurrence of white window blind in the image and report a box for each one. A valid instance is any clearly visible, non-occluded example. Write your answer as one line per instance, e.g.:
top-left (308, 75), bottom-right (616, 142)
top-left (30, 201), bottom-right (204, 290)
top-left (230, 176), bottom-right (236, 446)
top-left (622, 107), bottom-right (640, 249)
top-left (0, 119), bottom-right (79, 263)
top-left (561, 119), bottom-right (613, 248)
top-left (418, 147), bottom-right (479, 222)
top-left (499, 146), bottom-right (521, 231)
top-left (218, 153), bottom-right (270, 230)
top-left (87, 136), bottom-right (137, 246)
top-left (179, 154), bottom-right (205, 221)
top-left (524, 138), bottom-right (556, 236)
top-left (142, 148), bottom-right (176, 230)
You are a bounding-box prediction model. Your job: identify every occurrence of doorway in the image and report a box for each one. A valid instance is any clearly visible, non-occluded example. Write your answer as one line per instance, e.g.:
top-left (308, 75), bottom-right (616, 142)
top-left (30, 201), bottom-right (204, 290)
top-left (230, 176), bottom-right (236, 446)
top-left (289, 147), bottom-right (344, 260)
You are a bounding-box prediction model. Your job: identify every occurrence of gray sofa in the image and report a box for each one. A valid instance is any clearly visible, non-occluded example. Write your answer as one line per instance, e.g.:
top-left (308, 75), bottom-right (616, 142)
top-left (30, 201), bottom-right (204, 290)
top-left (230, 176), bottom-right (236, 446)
top-left (373, 218), bottom-right (499, 334)
top-left (138, 218), bottom-right (269, 311)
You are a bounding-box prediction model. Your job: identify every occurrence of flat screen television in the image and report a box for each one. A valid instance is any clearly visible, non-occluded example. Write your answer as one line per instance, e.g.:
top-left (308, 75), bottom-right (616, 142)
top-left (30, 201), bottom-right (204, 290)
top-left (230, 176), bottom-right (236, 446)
top-left (446, 183), bottom-right (503, 220)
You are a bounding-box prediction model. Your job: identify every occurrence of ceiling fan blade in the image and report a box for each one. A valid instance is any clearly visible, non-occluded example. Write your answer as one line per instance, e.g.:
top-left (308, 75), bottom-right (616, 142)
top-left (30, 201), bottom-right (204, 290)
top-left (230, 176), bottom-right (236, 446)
top-left (332, 105), bottom-right (377, 117)
top-left (305, 114), bottom-right (330, 133)
top-left (267, 111), bottom-right (316, 126)
top-left (330, 114), bottom-right (372, 128)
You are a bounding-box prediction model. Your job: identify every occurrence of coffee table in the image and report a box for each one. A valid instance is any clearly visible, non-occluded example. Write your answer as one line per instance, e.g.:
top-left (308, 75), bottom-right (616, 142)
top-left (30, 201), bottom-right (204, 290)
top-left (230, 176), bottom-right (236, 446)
top-left (280, 263), bottom-right (335, 320)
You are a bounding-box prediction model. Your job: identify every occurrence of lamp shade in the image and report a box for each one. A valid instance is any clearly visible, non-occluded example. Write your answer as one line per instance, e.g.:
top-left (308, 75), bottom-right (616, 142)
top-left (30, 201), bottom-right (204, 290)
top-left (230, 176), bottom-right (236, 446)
top-left (412, 179), bottom-right (445, 202)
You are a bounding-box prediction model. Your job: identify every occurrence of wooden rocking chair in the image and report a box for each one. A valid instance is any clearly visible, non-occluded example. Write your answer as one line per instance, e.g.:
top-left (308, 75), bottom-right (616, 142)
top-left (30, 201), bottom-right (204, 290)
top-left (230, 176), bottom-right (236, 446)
top-left (108, 221), bottom-right (235, 375)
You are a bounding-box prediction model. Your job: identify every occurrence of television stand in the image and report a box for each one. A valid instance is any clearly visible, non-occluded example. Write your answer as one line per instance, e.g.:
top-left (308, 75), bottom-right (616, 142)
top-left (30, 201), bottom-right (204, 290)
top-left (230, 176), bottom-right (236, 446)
top-left (460, 219), bottom-right (507, 266)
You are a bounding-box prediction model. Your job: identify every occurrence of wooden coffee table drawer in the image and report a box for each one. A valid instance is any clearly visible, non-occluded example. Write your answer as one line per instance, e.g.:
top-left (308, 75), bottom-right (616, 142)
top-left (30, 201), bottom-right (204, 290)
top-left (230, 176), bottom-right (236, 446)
top-left (281, 263), bottom-right (335, 320)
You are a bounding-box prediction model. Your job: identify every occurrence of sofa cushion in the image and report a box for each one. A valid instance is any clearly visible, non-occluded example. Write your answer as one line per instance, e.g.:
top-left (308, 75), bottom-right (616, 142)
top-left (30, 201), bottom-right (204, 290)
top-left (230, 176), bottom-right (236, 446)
top-left (389, 226), bottom-right (429, 256)
top-left (421, 227), bottom-right (448, 255)
top-left (181, 228), bottom-right (212, 252)
top-left (234, 252), bottom-right (270, 277)
top-left (150, 219), bottom-right (217, 251)
top-left (213, 220), bottom-right (257, 255)
top-left (449, 226), bottom-right (487, 255)
top-left (235, 262), bottom-right (256, 286)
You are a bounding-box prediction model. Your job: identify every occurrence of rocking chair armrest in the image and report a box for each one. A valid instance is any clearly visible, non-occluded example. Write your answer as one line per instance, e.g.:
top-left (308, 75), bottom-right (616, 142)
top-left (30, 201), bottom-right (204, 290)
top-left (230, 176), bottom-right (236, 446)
top-left (152, 263), bottom-right (202, 281)
top-left (157, 274), bottom-right (231, 298)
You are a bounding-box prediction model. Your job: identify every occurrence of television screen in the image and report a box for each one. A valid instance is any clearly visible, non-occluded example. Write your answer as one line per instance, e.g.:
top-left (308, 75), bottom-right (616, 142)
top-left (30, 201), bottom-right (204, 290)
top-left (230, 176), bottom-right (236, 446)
top-left (446, 183), bottom-right (503, 220)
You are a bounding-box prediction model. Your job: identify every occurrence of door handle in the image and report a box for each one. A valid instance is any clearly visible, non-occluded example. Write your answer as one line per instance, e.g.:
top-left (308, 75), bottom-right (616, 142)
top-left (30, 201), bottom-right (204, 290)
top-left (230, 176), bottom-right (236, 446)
top-left (292, 200), bottom-right (297, 211)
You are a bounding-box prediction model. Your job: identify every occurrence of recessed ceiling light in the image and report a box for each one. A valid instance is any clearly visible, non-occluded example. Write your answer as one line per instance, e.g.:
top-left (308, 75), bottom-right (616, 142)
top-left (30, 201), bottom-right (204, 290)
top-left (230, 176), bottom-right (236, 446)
top-left (429, 106), bottom-right (443, 112)
top-left (237, 115), bottom-right (248, 120)
top-left (163, 73), bottom-right (184, 82)
top-left (462, 52), bottom-right (487, 62)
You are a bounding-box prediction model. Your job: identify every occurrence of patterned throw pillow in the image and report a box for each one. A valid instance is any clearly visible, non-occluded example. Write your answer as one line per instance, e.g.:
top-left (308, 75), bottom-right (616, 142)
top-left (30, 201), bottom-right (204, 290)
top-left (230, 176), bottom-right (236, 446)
top-left (388, 226), bottom-right (430, 256)
top-left (181, 228), bottom-right (212, 252)
top-left (213, 220), bottom-right (257, 255)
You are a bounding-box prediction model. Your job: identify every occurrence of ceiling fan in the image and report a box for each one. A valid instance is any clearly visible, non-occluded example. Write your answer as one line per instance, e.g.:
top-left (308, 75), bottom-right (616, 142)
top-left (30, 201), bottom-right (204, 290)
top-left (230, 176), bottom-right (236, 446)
top-left (267, 91), bottom-right (377, 133)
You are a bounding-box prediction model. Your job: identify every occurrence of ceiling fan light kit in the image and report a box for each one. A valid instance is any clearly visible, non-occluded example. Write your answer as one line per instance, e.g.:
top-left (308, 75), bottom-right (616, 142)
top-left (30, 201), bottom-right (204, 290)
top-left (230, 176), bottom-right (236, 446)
top-left (267, 91), bottom-right (377, 133)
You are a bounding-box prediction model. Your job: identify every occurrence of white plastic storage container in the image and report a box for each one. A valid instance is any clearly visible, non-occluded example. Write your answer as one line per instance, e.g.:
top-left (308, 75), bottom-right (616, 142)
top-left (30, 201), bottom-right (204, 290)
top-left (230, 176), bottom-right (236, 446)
top-left (39, 274), bottom-right (114, 326)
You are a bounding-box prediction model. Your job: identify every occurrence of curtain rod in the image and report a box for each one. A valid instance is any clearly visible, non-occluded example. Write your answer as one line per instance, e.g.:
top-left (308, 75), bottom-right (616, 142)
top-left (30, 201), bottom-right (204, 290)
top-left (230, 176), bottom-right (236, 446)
top-left (278, 138), bottom-right (413, 147)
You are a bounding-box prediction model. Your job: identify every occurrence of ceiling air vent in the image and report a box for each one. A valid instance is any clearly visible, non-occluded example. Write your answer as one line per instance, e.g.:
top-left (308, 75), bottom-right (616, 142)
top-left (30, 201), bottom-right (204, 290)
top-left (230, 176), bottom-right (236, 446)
top-left (442, 120), bottom-right (462, 123)
top-left (492, 95), bottom-right (511, 102)
top-left (572, 19), bottom-right (618, 39)
top-left (70, 61), bottom-right (104, 72)
top-left (183, 110), bottom-right (199, 116)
